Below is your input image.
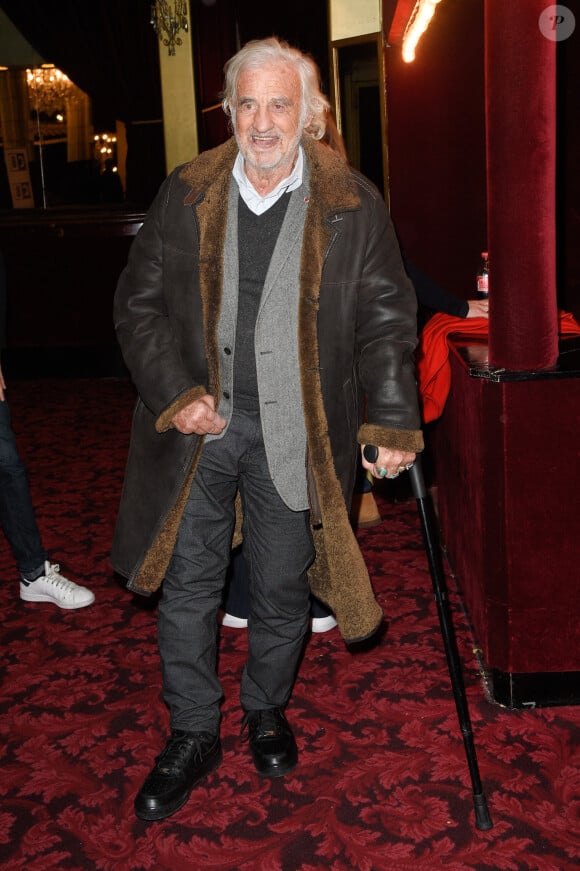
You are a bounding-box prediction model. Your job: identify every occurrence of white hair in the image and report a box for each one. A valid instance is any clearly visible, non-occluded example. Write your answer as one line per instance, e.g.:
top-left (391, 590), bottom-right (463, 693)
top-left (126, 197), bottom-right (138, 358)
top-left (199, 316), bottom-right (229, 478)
top-left (221, 37), bottom-right (330, 139)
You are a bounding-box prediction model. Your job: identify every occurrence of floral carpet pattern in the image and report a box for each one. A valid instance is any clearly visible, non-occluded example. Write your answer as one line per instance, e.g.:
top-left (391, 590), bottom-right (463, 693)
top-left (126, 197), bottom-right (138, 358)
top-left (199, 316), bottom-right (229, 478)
top-left (0, 378), bottom-right (579, 870)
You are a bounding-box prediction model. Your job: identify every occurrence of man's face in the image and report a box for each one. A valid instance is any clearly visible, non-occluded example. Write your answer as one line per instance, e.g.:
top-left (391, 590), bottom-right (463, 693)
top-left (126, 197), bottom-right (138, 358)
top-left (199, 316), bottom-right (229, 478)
top-left (233, 62), bottom-right (308, 178)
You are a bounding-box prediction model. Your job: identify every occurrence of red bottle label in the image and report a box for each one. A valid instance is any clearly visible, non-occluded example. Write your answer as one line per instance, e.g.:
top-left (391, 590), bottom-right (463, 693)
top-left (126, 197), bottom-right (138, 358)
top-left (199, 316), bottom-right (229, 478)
top-left (477, 274), bottom-right (489, 295)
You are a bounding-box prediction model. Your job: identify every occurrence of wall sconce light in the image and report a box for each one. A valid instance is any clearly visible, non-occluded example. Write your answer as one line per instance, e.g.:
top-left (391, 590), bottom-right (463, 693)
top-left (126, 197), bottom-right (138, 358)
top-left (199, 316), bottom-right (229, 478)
top-left (402, 0), bottom-right (443, 63)
top-left (94, 133), bottom-right (118, 173)
top-left (150, 0), bottom-right (189, 56)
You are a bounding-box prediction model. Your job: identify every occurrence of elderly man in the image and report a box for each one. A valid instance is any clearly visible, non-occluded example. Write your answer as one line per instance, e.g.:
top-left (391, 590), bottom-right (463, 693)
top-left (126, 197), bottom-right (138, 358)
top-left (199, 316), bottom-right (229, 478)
top-left (112, 37), bottom-right (423, 822)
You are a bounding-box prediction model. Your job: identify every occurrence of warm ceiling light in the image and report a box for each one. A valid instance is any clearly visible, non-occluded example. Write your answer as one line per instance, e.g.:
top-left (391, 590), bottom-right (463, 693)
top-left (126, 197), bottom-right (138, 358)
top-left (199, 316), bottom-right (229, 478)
top-left (402, 0), bottom-right (444, 63)
top-left (26, 64), bottom-right (73, 113)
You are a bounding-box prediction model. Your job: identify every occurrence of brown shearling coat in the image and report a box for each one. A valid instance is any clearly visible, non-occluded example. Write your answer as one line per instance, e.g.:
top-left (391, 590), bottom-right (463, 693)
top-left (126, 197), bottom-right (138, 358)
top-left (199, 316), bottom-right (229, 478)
top-left (112, 137), bottom-right (423, 643)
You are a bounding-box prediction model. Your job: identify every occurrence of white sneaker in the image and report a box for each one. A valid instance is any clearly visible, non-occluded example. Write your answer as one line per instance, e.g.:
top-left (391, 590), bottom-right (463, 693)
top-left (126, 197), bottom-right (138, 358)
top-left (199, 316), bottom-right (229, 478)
top-left (311, 615), bottom-right (338, 633)
top-left (20, 562), bottom-right (95, 610)
top-left (220, 612), bottom-right (337, 632)
top-left (221, 613), bottom-right (248, 629)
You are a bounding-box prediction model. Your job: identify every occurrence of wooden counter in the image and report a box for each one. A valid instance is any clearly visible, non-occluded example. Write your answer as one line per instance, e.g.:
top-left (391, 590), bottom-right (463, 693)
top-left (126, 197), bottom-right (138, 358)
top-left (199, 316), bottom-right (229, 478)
top-left (431, 337), bottom-right (580, 707)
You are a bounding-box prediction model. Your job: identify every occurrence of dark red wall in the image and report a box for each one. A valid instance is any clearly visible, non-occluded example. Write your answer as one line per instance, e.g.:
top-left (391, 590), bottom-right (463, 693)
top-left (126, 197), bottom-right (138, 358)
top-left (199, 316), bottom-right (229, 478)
top-left (386, 0), bottom-right (487, 302)
top-left (386, 0), bottom-right (580, 322)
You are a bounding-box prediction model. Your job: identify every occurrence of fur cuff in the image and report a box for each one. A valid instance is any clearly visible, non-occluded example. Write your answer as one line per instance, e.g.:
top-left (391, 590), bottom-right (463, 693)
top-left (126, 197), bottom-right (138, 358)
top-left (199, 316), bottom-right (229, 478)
top-left (155, 385), bottom-right (208, 433)
top-left (357, 424), bottom-right (424, 454)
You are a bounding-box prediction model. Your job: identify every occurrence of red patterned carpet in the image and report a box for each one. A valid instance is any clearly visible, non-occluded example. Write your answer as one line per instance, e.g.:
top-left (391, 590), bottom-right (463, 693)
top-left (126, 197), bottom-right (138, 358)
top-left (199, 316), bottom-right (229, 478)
top-left (1, 377), bottom-right (579, 870)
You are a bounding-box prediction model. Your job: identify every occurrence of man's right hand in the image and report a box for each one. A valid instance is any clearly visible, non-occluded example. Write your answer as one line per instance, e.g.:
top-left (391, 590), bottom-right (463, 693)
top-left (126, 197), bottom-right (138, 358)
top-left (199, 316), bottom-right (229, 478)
top-left (0, 361), bottom-right (6, 402)
top-left (170, 393), bottom-right (226, 435)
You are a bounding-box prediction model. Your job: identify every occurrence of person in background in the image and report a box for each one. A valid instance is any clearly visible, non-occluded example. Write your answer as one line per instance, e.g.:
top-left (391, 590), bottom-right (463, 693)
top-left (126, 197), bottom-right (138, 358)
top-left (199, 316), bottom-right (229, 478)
top-left (407, 259), bottom-right (489, 323)
top-left (0, 252), bottom-right (95, 609)
top-left (222, 543), bottom-right (338, 632)
top-left (112, 37), bottom-right (422, 822)
top-left (352, 258), bottom-right (489, 529)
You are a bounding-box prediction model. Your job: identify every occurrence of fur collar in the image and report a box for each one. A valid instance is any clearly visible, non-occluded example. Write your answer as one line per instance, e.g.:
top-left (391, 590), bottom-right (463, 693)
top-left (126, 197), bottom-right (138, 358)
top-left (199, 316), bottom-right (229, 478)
top-left (179, 136), bottom-right (361, 217)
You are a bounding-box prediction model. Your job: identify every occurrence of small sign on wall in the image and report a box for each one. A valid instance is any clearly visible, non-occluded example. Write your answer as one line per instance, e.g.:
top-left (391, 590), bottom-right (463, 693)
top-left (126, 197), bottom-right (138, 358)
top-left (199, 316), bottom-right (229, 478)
top-left (4, 148), bottom-right (34, 209)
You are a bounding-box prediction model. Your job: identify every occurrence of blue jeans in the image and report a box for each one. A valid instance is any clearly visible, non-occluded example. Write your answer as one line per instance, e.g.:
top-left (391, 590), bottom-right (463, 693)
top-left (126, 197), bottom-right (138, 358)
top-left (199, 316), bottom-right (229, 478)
top-left (0, 398), bottom-right (47, 577)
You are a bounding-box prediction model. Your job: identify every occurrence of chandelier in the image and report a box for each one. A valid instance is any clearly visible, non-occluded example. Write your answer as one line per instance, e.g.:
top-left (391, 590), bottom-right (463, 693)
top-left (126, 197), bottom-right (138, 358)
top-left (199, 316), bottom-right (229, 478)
top-left (26, 64), bottom-right (73, 114)
top-left (150, 0), bottom-right (188, 56)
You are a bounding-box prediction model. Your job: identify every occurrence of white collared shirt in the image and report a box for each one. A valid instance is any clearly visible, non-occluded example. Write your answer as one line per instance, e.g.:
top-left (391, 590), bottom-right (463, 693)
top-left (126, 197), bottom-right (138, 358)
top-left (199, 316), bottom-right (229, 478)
top-left (232, 147), bottom-right (304, 216)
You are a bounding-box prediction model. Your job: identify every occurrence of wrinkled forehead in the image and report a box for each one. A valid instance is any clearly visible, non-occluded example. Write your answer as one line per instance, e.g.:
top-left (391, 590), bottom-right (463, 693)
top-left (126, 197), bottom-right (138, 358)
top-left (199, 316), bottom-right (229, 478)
top-left (235, 61), bottom-right (302, 101)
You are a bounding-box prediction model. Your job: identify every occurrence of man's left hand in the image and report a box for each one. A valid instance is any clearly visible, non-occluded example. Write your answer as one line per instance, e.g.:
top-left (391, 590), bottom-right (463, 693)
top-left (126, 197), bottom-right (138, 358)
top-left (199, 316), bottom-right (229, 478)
top-left (361, 445), bottom-right (416, 480)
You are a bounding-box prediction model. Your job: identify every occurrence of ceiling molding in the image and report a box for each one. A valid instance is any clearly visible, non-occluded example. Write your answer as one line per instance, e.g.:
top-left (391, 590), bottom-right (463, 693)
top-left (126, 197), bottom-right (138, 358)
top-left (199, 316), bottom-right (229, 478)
top-left (387, 0), bottom-right (418, 45)
top-left (0, 8), bottom-right (44, 67)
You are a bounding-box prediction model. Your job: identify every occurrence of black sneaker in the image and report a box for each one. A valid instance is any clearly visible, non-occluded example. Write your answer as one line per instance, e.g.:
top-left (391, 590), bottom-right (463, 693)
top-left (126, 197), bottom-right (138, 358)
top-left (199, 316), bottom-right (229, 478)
top-left (135, 731), bottom-right (222, 821)
top-left (242, 708), bottom-right (298, 778)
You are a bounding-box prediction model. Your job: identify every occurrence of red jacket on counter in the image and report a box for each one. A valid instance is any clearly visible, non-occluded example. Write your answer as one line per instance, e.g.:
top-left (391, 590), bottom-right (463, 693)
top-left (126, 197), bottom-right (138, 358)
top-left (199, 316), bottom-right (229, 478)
top-left (416, 311), bottom-right (580, 424)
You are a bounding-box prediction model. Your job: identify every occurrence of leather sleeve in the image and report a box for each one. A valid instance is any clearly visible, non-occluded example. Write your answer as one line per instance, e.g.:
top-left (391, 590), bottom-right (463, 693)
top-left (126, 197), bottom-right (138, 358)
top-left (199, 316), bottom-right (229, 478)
top-left (113, 169), bottom-right (207, 421)
top-left (353, 181), bottom-right (423, 448)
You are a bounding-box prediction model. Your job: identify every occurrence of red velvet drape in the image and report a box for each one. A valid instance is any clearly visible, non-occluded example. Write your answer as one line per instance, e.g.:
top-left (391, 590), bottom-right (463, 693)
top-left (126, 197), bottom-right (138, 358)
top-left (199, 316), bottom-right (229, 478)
top-left (485, 0), bottom-right (558, 369)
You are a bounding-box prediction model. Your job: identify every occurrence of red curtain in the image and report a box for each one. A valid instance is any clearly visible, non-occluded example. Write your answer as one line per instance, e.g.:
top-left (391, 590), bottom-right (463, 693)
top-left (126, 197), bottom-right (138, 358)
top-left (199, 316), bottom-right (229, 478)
top-left (485, 0), bottom-right (558, 369)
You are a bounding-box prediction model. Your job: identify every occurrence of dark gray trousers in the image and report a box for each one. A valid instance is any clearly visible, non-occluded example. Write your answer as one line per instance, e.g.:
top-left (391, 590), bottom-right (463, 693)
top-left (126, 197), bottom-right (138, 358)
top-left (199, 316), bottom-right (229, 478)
top-left (158, 406), bottom-right (314, 733)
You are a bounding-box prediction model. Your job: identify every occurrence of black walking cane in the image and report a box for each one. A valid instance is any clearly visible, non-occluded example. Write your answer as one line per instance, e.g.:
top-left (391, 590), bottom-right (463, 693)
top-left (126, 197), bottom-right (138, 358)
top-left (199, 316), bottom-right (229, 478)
top-left (363, 445), bottom-right (493, 831)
